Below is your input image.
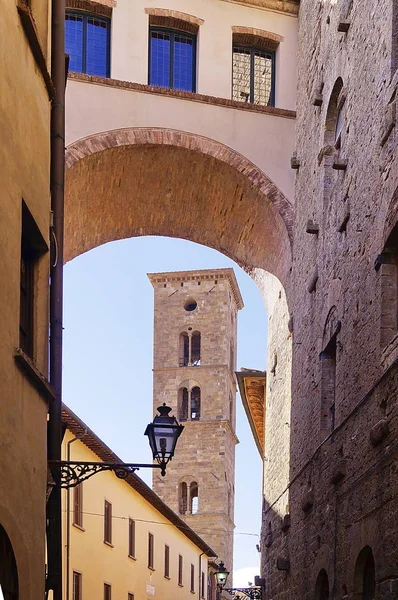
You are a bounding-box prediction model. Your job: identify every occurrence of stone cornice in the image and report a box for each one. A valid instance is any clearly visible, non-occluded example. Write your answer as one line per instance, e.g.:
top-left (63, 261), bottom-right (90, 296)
top-left (220, 0), bottom-right (299, 16)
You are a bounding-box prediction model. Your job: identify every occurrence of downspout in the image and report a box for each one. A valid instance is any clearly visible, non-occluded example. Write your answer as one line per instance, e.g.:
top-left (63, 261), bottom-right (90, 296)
top-left (198, 552), bottom-right (205, 600)
top-left (47, 0), bottom-right (65, 598)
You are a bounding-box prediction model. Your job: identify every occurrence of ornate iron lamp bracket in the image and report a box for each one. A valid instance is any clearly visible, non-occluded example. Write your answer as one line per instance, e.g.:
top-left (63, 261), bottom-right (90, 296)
top-left (49, 460), bottom-right (164, 489)
top-left (223, 587), bottom-right (264, 599)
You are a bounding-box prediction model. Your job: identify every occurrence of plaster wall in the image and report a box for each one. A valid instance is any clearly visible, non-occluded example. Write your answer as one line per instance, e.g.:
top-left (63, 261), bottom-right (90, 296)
top-left (110, 0), bottom-right (298, 109)
top-left (0, 0), bottom-right (51, 597)
top-left (62, 431), bottom-right (211, 600)
top-left (65, 79), bottom-right (296, 202)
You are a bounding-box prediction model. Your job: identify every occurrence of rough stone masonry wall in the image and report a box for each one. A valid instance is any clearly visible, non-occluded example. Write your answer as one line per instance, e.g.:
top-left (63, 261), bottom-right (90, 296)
top-left (262, 0), bottom-right (398, 598)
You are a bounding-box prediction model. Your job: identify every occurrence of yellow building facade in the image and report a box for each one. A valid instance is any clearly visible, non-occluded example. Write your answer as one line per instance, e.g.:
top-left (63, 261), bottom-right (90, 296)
top-left (0, 0), bottom-right (52, 597)
top-left (62, 405), bottom-right (217, 600)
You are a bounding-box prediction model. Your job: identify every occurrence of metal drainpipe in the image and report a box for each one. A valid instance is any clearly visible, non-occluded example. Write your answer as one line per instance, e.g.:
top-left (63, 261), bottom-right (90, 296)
top-left (65, 432), bottom-right (87, 600)
top-left (198, 552), bottom-right (205, 600)
top-left (47, 0), bottom-right (65, 597)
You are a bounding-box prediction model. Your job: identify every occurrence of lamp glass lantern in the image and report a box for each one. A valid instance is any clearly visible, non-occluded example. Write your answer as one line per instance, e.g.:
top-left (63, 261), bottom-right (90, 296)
top-left (144, 403), bottom-right (184, 470)
top-left (215, 562), bottom-right (230, 590)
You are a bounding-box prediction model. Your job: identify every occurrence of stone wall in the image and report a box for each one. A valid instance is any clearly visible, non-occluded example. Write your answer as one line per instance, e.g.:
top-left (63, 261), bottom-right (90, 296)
top-left (261, 0), bottom-right (398, 597)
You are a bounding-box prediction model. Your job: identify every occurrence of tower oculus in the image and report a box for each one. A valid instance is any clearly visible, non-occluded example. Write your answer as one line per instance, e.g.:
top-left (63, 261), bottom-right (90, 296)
top-left (148, 269), bottom-right (243, 573)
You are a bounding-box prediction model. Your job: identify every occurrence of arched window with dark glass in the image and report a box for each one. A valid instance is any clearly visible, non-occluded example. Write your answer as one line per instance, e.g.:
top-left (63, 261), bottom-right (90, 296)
top-left (179, 482), bottom-right (188, 514)
top-left (179, 332), bottom-right (189, 367)
top-left (65, 11), bottom-right (110, 77)
top-left (191, 331), bottom-right (201, 365)
top-left (0, 523), bottom-right (19, 600)
top-left (179, 387), bottom-right (189, 421)
top-left (190, 482), bottom-right (198, 514)
top-left (191, 387), bottom-right (201, 420)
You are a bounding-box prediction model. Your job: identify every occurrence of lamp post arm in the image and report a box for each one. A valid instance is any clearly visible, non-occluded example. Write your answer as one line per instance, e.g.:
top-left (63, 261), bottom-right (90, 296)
top-left (49, 460), bottom-right (165, 489)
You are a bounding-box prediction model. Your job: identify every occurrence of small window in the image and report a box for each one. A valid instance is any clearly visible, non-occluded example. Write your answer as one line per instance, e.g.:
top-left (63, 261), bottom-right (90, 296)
top-left (190, 564), bottom-right (195, 593)
top-left (201, 572), bottom-right (205, 598)
top-left (191, 332), bottom-right (201, 365)
top-left (180, 332), bottom-right (190, 366)
top-left (179, 481), bottom-right (188, 514)
top-left (128, 519), bottom-right (135, 558)
top-left (179, 387), bottom-right (189, 421)
top-left (148, 533), bottom-right (154, 569)
top-left (104, 583), bottom-right (111, 600)
top-left (128, 594), bottom-right (134, 600)
top-left (104, 500), bottom-right (112, 544)
top-left (184, 299), bottom-right (197, 312)
top-left (190, 387), bottom-right (201, 420)
top-left (178, 555), bottom-right (183, 586)
top-left (73, 571), bottom-right (82, 600)
top-left (149, 28), bottom-right (196, 92)
top-left (19, 201), bottom-right (47, 358)
top-left (320, 337), bottom-right (337, 434)
top-left (65, 11), bottom-right (110, 77)
top-left (164, 545), bottom-right (170, 578)
top-left (232, 45), bottom-right (275, 106)
top-left (73, 484), bottom-right (83, 528)
top-left (190, 481), bottom-right (198, 514)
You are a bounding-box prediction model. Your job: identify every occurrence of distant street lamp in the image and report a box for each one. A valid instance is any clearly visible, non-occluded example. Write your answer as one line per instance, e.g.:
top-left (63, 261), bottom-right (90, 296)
top-left (215, 562), bottom-right (264, 600)
top-left (49, 403), bottom-right (184, 488)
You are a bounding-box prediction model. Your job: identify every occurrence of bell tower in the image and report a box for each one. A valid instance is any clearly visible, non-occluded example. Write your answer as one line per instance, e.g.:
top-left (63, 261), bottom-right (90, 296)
top-left (148, 268), bottom-right (243, 572)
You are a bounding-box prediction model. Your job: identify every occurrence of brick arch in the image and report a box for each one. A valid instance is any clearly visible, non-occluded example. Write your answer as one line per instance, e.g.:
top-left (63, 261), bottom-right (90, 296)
top-left (65, 127), bottom-right (293, 286)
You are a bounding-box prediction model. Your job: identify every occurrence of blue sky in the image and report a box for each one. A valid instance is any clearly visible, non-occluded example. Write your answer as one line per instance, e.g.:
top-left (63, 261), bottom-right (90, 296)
top-left (63, 235), bottom-right (267, 584)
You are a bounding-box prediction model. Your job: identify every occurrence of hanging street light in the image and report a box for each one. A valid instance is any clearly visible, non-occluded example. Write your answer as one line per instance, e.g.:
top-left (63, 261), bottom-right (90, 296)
top-left (49, 403), bottom-right (184, 488)
top-left (214, 562), bottom-right (265, 600)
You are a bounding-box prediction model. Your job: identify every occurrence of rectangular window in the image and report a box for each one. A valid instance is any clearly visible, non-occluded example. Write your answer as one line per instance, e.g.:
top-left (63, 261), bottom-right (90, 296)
top-left (104, 500), bottom-right (112, 544)
top-left (128, 594), bottom-right (134, 600)
top-left (104, 583), bottom-right (111, 600)
top-left (320, 337), bottom-right (337, 434)
top-left (128, 519), bottom-right (135, 558)
top-left (178, 555), bottom-right (183, 586)
top-left (190, 564), bottom-right (195, 593)
top-left (201, 571), bottom-right (205, 598)
top-left (65, 11), bottom-right (110, 77)
top-left (19, 201), bottom-right (47, 358)
top-left (148, 532), bottom-right (154, 569)
top-left (149, 28), bottom-right (196, 92)
top-left (232, 46), bottom-right (275, 106)
top-left (164, 544), bottom-right (170, 578)
top-left (73, 484), bottom-right (83, 528)
top-left (72, 571), bottom-right (82, 600)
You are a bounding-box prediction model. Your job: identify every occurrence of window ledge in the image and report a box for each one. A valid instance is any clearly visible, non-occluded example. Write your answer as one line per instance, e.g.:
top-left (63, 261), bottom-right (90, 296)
top-left (104, 541), bottom-right (114, 548)
top-left (148, 566), bottom-right (155, 572)
top-left (16, 0), bottom-right (54, 99)
top-left (128, 554), bottom-right (137, 561)
top-left (72, 523), bottom-right (85, 532)
top-left (164, 575), bottom-right (171, 580)
top-left (178, 583), bottom-right (184, 588)
top-left (13, 347), bottom-right (54, 404)
top-left (67, 72), bottom-right (296, 119)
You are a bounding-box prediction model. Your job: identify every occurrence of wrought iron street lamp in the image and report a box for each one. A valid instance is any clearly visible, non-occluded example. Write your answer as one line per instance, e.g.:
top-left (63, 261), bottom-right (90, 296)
top-left (49, 403), bottom-right (184, 488)
top-left (215, 562), bottom-right (264, 600)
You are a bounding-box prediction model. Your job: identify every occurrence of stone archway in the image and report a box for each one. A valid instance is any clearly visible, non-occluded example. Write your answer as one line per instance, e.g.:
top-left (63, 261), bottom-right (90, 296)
top-left (0, 524), bottom-right (18, 600)
top-left (65, 127), bottom-right (293, 289)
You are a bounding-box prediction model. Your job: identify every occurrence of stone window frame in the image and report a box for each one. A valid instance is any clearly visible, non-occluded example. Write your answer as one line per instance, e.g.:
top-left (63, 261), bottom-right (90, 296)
top-left (178, 477), bottom-right (199, 515)
top-left (179, 330), bottom-right (201, 366)
top-left (319, 308), bottom-right (341, 438)
top-left (178, 380), bottom-right (201, 421)
top-left (377, 220), bottom-right (398, 350)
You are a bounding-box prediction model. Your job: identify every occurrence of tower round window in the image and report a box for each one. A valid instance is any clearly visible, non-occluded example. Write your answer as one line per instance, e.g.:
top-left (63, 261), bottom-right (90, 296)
top-left (184, 300), bottom-right (197, 312)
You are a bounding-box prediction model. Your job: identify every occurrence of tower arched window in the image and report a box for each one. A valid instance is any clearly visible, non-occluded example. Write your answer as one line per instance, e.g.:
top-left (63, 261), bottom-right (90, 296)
top-left (179, 482), bottom-right (188, 514)
top-left (190, 482), bottom-right (198, 514)
top-left (179, 385), bottom-right (201, 421)
top-left (315, 569), bottom-right (330, 600)
top-left (190, 387), bottom-right (201, 420)
top-left (179, 333), bottom-right (190, 367)
top-left (191, 331), bottom-right (201, 365)
top-left (179, 331), bottom-right (201, 366)
top-left (179, 387), bottom-right (189, 421)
